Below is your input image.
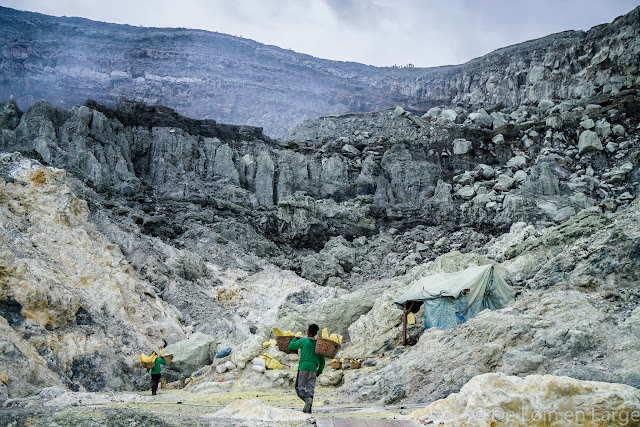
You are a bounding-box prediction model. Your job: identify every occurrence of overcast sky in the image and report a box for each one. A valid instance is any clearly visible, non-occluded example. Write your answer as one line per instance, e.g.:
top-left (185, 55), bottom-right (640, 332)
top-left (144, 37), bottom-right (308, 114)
top-left (1, 0), bottom-right (638, 67)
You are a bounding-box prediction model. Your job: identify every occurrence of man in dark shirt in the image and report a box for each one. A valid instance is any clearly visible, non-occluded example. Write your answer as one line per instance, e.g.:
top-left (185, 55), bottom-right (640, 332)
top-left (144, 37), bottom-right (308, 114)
top-left (288, 323), bottom-right (325, 413)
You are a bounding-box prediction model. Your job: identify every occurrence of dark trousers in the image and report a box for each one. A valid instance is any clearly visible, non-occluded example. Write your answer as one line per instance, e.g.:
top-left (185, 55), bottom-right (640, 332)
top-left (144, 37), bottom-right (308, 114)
top-left (150, 373), bottom-right (161, 395)
top-left (295, 370), bottom-right (317, 401)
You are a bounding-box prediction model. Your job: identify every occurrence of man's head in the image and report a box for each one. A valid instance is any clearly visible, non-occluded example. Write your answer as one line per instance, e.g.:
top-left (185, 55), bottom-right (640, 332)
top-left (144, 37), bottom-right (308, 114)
top-left (308, 324), bottom-right (319, 337)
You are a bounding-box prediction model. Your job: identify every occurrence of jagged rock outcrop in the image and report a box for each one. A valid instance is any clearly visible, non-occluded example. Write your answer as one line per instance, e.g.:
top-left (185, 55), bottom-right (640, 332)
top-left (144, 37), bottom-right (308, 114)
top-left (0, 154), bottom-right (185, 397)
top-left (411, 373), bottom-right (640, 426)
top-left (1, 6), bottom-right (639, 136)
top-left (0, 74), bottom-right (638, 288)
top-left (339, 198), bottom-right (640, 404)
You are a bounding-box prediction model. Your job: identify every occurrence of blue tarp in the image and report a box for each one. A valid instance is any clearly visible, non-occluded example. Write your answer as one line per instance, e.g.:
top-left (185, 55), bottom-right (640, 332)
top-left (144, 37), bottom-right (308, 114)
top-left (394, 265), bottom-right (515, 330)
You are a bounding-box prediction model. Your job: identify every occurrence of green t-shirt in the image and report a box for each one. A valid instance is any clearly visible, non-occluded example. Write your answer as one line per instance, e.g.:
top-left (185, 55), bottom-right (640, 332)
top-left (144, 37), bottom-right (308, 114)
top-left (147, 357), bottom-right (166, 374)
top-left (288, 337), bottom-right (325, 374)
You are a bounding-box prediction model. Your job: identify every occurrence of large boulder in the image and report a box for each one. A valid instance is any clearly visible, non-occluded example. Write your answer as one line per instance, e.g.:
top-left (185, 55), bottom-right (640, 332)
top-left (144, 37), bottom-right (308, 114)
top-left (412, 373), bottom-right (640, 426)
top-left (163, 333), bottom-right (217, 375)
top-left (578, 130), bottom-right (603, 154)
top-left (440, 109), bottom-right (458, 122)
top-left (452, 139), bottom-right (472, 155)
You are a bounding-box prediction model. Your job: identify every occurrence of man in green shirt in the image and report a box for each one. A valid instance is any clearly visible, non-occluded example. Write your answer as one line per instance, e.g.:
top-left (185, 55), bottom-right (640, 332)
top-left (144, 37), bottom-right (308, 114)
top-left (288, 323), bottom-right (325, 413)
top-left (146, 355), bottom-right (166, 396)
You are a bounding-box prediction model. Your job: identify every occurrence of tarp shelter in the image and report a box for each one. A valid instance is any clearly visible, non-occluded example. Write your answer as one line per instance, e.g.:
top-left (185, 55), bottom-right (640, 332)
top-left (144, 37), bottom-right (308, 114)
top-left (394, 265), bottom-right (515, 343)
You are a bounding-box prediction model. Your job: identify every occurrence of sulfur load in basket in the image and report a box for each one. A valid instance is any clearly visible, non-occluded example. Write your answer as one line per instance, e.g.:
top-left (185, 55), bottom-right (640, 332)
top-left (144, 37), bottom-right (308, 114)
top-left (139, 352), bottom-right (157, 369)
top-left (272, 328), bottom-right (303, 354)
top-left (314, 328), bottom-right (343, 358)
top-left (315, 338), bottom-right (341, 358)
top-left (276, 336), bottom-right (295, 353)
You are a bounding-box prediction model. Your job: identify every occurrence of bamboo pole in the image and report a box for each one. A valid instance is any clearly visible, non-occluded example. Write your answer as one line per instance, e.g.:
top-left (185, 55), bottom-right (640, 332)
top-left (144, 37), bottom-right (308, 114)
top-left (402, 302), bottom-right (407, 346)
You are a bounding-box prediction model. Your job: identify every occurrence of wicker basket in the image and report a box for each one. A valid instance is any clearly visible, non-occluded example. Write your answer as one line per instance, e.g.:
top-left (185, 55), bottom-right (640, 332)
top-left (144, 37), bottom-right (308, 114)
top-left (315, 338), bottom-right (341, 358)
top-left (350, 360), bottom-right (361, 369)
top-left (276, 336), bottom-right (295, 353)
top-left (141, 361), bottom-right (155, 369)
top-left (165, 354), bottom-right (174, 366)
top-left (331, 360), bottom-right (342, 370)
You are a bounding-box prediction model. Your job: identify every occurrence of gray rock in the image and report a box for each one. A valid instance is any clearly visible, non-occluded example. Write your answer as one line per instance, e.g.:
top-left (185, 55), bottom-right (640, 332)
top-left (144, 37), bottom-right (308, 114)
top-left (492, 134), bottom-right (505, 145)
top-left (545, 114), bottom-right (562, 129)
top-left (0, 97), bottom-right (22, 130)
top-left (457, 186), bottom-right (476, 200)
top-left (537, 99), bottom-right (555, 112)
top-left (491, 113), bottom-right (508, 129)
top-left (480, 165), bottom-right (495, 179)
top-left (497, 174), bottom-right (515, 190)
top-left (612, 124), bottom-right (625, 136)
top-left (299, 252), bottom-right (344, 286)
top-left (580, 118), bottom-right (595, 129)
top-left (620, 162), bottom-right (634, 173)
top-left (424, 107), bottom-right (441, 118)
top-left (473, 193), bottom-right (492, 206)
top-left (163, 333), bottom-right (218, 375)
top-left (513, 170), bottom-right (528, 183)
top-left (501, 350), bottom-right (547, 375)
top-left (468, 109), bottom-right (493, 128)
top-left (440, 109), bottom-right (457, 122)
top-left (578, 130), bottom-right (603, 154)
top-left (537, 200), bottom-right (575, 222)
top-left (594, 119), bottom-right (611, 139)
top-left (342, 144), bottom-right (360, 156)
top-left (506, 156), bottom-right (527, 169)
top-left (318, 370), bottom-right (343, 386)
top-left (255, 151), bottom-right (275, 206)
top-left (453, 139), bottom-right (472, 155)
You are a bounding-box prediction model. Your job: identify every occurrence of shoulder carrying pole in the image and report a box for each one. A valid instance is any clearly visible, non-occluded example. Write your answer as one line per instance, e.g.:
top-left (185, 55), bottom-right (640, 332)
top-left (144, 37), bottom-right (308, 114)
top-left (402, 302), bottom-right (407, 346)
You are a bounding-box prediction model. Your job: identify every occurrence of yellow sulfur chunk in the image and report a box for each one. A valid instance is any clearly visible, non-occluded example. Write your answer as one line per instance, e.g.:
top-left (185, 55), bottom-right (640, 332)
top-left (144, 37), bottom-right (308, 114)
top-left (340, 358), bottom-right (344, 363)
top-left (283, 331), bottom-right (293, 336)
top-left (262, 341), bottom-right (271, 348)
top-left (272, 328), bottom-right (284, 337)
top-left (407, 312), bottom-right (416, 325)
top-left (295, 331), bottom-right (302, 337)
top-left (259, 354), bottom-right (283, 370)
top-left (139, 352), bottom-right (157, 363)
top-left (321, 328), bottom-right (329, 339)
top-left (329, 333), bottom-right (343, 344)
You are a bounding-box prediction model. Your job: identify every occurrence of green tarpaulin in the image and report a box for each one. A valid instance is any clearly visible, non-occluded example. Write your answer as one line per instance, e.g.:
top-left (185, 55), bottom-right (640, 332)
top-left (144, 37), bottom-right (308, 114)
top-left (394, 265), bottom-right (515, 330)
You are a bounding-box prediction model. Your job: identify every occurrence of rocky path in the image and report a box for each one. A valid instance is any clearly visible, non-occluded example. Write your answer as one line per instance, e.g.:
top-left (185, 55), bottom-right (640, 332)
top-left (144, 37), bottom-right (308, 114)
top-left (316, 419), bottom-right (421, 427)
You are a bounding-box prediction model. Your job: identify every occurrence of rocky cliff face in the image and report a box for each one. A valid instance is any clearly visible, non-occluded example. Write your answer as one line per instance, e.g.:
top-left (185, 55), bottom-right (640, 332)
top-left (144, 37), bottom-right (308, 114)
top-left (0, 154), bottom-right (185, 397)
top-left (0, 70), bottom-right (638, 400)
top-left (1, 6), bottom-right (639, 136)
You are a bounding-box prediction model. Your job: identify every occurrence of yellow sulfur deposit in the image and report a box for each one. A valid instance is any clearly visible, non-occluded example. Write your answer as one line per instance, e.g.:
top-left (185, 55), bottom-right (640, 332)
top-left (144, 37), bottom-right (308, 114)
top-left (259, 354), bottom-right (283, 369)
top-left (321, 328), bottom-right (329, 339)
top-left (407, 312), bottom-right (416, 325)
top-left (262, 339), bottom-right (277, 348)
top-left (272, 328), bottom-right (284, 337)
